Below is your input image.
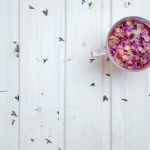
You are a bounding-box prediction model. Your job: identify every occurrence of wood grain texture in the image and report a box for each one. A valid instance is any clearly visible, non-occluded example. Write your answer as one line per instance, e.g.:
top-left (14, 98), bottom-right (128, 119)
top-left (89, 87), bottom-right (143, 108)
top-left (20, 0), bottom-right (65, 150)
top-left (65, 0), bottom-right (111, 150)
top-left (111, 0), bottom-right (150, 150)
top-left (0, 0), bottom-right (150, 150)
top-left (0, 0), bottom-right (19, 150)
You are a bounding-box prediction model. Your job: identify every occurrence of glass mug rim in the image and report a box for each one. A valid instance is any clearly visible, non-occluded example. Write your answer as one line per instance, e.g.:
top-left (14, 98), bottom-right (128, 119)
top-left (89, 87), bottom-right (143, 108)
top-left (106, 16), bottom-right (150, 72)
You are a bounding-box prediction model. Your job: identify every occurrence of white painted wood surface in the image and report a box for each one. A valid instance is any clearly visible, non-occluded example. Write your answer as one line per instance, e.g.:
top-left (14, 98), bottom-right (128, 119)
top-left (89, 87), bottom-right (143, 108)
top-left (0, 0), bottom-right (150, 150)
top-left (0, 0), bottom-right (19, 150)
top-left (20, 0), bottom-right (65, 150)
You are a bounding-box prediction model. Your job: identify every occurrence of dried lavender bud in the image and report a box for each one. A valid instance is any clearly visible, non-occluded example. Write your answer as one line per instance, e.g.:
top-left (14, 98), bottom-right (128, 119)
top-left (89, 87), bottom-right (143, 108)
top-left (14, 94), bottom-right (19, 101)
top-left (31, 138), bottom-right (34, 142)
top-left (89, 58), bottom-right (95, 63)
top-left (90, 83), bottom-right (95, 86)
top-left (11, 111), bottom-right (17, 117)
top-left (107, 57), bottom-right (110, 61)
top-left (12, 119), bottom-right (15, 125)
top-left (45, 139), bottom-right (52, 144)
top-left (43, 58), bottom-right (48, 63)
top-left (43, 9), bottom-right (48, 16)
top-left (28, 5), bottom-right (35, 9)
top-left (121, 98), bottom-right (128, 102)
top-left (88, 2), bottom-right (93, 8)
top-left (82, 0), bottom-right (86, 4)
top-left (59, 37), bottom-right (64, 41)
top-left (124, 1), bottom-right (131, 8)
top-left (103, 95), bottom-right (108, 101)
top-left (106, 73), bottom-right (111, 76)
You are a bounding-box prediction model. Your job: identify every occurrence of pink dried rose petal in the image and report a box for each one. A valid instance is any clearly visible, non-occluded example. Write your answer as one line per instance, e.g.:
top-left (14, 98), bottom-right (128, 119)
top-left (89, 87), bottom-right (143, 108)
top-left (109, 19), bottom-right (150, 70)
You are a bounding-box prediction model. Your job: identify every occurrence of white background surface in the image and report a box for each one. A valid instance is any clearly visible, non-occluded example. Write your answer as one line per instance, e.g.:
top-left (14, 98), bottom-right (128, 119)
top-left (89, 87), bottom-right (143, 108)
top-left (0, 0), bottom-right (150, 150)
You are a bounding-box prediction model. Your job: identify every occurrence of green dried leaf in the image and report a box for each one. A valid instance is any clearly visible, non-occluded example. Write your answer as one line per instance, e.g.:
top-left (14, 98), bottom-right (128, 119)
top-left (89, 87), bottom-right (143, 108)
top-left (89, 58), bottom-right (95, 63)
top-left (14, 44), bottom-right (20, 58)
top-left (88, 1), bottom-right (93, 8)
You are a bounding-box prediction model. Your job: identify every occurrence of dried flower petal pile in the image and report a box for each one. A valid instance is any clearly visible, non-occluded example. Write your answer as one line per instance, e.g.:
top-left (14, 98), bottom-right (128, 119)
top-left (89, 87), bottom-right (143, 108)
top-left (108, 19), bottom-right (150, 70)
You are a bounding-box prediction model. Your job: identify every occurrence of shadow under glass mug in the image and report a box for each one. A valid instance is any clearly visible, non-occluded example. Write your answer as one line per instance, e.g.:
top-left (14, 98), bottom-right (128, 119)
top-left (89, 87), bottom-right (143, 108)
top-left (92, 16), bottom-right (150, 72)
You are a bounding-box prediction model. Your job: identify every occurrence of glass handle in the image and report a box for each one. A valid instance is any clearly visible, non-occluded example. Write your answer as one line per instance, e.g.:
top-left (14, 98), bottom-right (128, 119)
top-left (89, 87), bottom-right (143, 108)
top-left (91, 49), bottom-right (106, 57)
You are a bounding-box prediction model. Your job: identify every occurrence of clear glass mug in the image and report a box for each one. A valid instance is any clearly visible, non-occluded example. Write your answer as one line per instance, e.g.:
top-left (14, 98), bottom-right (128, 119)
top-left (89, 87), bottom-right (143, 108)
top-left (92, 16), bottom-right (150, 71)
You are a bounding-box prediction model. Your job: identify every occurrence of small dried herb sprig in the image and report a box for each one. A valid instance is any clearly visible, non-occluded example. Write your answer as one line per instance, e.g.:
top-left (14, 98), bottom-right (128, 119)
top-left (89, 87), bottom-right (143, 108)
top-left (45, 138), bottom-right (52, 144)
top-left (14, 94), bottom-right (19, 101)
top-left (11, 111), bottom-right (17, 117)
top-left (43, 58), bottom-right (48, 63)
top-left (36, 58), bottom-right (48, 64)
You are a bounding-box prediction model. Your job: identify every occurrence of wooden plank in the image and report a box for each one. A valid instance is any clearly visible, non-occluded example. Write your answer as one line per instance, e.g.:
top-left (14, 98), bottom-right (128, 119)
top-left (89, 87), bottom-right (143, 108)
top-left (20, 0), bottom-right (65, 150)
top-left (0, 0), bottom-right (19, 150)
top-left (111, 0), bottom-right (150, 150)
top-left (65, 0), bottom-right (111, 149)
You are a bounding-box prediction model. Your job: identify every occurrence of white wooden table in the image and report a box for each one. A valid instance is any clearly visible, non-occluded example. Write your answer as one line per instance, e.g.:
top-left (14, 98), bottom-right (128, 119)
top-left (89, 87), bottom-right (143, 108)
top-left (0, 0), bottom-right (150, 150)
